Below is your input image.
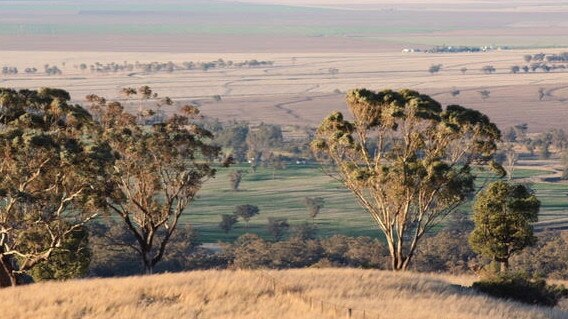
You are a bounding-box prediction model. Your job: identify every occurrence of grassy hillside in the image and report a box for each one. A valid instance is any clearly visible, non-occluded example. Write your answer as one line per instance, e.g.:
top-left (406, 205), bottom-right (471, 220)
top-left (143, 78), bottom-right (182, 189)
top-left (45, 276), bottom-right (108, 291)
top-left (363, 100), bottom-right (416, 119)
top-left (0, 269), bottom-right (566, 319)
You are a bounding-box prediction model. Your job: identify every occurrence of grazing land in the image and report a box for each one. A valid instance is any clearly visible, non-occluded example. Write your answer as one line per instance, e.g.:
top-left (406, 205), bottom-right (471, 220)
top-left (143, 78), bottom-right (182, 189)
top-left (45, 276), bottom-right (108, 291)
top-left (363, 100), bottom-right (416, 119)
top-left (2, 47), bottom-right (568, 241)
top-left (0, 269), bottom-right (566, 319)
top-left (2, 49), bottom-right (568, 133)
top-left (191, 162), bottom-right (568, 242)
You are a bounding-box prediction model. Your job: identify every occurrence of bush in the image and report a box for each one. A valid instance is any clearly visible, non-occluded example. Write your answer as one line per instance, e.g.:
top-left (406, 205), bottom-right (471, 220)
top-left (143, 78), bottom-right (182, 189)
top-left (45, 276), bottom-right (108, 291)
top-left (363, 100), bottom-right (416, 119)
top-left (472, 272), bottom-right (568, 307)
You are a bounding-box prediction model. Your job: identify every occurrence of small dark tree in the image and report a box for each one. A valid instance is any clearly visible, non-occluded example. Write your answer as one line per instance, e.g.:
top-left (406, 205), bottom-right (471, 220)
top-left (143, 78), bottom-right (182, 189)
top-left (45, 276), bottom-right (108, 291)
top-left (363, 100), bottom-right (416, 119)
top-left (234, 205), bottom-right (260, 229)
top-left (510, 66), bottom-right (520, 74)
top-left (479, 89), bottom-right (491, 100)
top-left (460, 67), bottom-right (468, 75)
top-left (428, 64), bottom-right (442, 74)
top-left (450, 88), bottom-right (460, 97)
top-left (328, 68), bottom-right (339, 78)
top-left (303, 197), bottom-right (325, 224)
top-left (267, 218), bottom-right (290, 241)
top-left (229, 170), bottom-right (245, 191)
top-left (538, 88), bottom-right (546, 101)
top-left (469, 181), bottom-right (540, 272)
top-left (219, 214), bottom-right (239, 234)
top-left (482, 65), bottom-right (496, 74)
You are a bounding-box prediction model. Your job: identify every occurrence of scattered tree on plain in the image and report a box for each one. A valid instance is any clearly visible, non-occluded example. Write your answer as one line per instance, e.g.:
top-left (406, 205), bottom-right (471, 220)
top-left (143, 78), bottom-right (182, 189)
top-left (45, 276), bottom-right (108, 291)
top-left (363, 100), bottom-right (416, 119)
top-left (303, 197), bottom-right (325, 224)
top-left (481, 65), bottom-right (496, 74)
top-left (312, 89), bottom-right (501, 271)
top-left (479, 89), bottom-right (491, 100)
top-left (234, 204), bottom-right (260, 229)
top-left (219, 214), bottom-right (239, 234)
top-left (428, 64), bottom-right (442, 74)
top-left (229, 170), bottom-right (246, 191)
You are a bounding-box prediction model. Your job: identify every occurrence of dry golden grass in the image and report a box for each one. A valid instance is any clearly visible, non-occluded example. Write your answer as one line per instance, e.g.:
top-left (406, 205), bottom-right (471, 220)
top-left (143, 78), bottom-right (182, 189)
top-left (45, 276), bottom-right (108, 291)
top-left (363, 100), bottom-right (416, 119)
top-left (0, 269), bottom-right (566, 319)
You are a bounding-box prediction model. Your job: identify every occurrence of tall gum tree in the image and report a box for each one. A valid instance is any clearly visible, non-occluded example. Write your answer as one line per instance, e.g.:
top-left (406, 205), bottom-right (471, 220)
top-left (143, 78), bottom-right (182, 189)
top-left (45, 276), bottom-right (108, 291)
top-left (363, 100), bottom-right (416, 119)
top-left (0, 88), bottom-right (113, 287)
top-left (311, 89), bottom-right (502, 271)
top-left (86, 89), bottom-right (220, 274)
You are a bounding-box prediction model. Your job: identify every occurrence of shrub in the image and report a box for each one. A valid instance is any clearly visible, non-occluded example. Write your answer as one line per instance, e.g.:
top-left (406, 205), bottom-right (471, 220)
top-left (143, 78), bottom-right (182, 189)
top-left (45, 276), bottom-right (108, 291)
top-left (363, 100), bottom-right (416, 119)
top-left (472, 272), bottom-right (568, 307)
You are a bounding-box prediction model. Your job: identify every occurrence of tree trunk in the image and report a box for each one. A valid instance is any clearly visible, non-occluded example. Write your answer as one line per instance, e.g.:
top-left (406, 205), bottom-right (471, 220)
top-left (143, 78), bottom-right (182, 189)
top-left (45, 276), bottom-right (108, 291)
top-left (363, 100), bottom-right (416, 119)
top-left (143, 251), bottom-right (153, 275)
top-left (0, 255), bottom-right (17, 287)
top-left (500, 259), bottom-right (509, 272)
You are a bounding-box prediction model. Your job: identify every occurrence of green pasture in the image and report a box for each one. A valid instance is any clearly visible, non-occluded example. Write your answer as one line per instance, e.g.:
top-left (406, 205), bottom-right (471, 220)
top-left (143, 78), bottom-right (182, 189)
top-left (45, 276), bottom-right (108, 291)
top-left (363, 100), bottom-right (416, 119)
top-left (186, 164), bottom-right (568, 242)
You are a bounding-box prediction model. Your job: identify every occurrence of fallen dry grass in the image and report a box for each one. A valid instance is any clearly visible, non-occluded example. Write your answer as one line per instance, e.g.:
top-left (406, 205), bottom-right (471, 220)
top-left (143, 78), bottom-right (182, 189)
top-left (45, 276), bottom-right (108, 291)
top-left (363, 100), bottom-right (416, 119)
top-left (0, 269), bottom-right (566, 319)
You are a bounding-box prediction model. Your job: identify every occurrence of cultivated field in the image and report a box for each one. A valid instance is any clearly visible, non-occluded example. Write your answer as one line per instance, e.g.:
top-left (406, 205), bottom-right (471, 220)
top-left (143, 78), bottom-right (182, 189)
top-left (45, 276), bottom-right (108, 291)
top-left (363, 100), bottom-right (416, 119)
top-left (2, 49), bottom-right (568, 133)
top-left (0, 269), bottom-right (566, 319)
top-left (2, 48), bottom-right (568, 240)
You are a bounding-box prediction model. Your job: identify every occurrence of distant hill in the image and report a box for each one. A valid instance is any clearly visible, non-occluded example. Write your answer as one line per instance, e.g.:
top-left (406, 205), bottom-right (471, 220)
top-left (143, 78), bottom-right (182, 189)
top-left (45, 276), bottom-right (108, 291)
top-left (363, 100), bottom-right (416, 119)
top-left (0, 269), bottom-right (566, 318)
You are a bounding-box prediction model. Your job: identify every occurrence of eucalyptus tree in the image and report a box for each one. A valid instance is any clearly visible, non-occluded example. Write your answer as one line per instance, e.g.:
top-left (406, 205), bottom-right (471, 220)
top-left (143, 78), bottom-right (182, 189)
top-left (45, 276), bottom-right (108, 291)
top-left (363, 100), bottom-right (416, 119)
top-left (86, 89), bottom-right (220, 274)
top-left (312, 89), bottom-right (501, 271)
top-left (0, 88), bottom-right (113, 287)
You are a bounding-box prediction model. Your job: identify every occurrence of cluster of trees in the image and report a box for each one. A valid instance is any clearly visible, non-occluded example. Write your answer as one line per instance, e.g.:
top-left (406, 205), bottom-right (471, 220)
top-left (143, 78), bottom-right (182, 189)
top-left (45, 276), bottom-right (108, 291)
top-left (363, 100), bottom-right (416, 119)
top-left (74, 59), bottom-right (275, 75)
top-left (425, 45), bottom-right (506, 53)
top-left (0, 85), bottom-right (564, 308)
top-left (208, 119), bottom-right (312, 167)
top-left (1, 67), bottom-right (18, 75)
top-left (43, 64), bottom-right (62, 76)
top-left (0, 86), bottom-right (219, 286)
top-left (501, 124), bottom-right (568, 161)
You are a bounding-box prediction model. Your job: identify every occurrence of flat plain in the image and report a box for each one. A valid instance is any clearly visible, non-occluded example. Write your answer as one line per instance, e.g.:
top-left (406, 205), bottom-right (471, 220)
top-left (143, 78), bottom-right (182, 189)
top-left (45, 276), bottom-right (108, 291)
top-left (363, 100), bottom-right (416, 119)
top-left (2, 48), bottom-right (568, 240)
top-left (1, 0), bottom-right (568, 241)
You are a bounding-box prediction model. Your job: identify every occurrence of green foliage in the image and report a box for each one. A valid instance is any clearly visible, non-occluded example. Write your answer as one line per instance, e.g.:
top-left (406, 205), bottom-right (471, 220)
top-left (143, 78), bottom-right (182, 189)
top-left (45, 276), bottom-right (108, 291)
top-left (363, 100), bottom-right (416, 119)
top-left (234, 204), bottom-right (260, 227)
top-left (89, 222), bottom-right (204, 276)
top-left (472, 272), bottom-right (568, 307)
top-left (219, 214), bottom-right (239, 234)
top-left (413, 214), bottom-right (476, 274)
top-left (225, 233), bottom-right (388, 270)
top-left (214, 122), bottom-right (249, 162)
top-left (29, 227), bottom-right (90, 282)
top-left (469, 181), bottom-right (540, 270)
top-left (267, 217), bottom-right (289, 241)
top-left (511, 231), bottom-right (568, 280)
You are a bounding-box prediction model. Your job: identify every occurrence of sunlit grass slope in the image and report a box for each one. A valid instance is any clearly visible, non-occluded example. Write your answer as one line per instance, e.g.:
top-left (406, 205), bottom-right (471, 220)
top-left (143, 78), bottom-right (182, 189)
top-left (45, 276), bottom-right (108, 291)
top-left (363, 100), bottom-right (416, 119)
top-left (1, 269), bottom-right (566, 319)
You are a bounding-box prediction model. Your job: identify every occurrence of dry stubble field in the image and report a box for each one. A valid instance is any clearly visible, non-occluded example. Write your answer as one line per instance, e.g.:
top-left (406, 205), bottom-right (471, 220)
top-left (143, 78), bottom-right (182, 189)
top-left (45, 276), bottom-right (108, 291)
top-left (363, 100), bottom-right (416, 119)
top-left (1, 49), bottom-right (568, 132)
